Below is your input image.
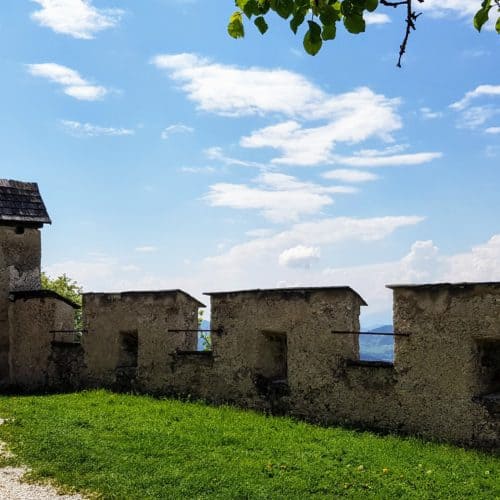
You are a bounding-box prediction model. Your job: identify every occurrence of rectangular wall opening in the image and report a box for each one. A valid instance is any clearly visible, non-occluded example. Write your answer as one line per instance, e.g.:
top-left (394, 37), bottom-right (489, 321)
top-left (477, 340), bottom-right (500, 396)
top-left (118, 330), bottom-right (138, 369)
top-left (257, 331), bottom-right (288, 381)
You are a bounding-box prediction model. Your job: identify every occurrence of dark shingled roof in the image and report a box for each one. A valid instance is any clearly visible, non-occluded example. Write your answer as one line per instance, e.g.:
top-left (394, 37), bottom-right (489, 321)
top-left (0, 179), bottom-right (51, 226)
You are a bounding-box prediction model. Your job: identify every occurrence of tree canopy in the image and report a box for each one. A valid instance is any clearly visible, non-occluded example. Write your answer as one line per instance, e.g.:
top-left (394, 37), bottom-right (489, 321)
top-left (228, 0), bottom-right (499, 66)
top-left (41, 272), bottom-right (83, 329)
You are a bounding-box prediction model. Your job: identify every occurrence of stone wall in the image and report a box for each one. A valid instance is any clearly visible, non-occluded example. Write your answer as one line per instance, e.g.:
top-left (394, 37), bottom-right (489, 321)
top-left (8, 291), bottom-right (77, 391)
top-left (206, 287), bottom-right (366, 414)
top-left (390, 283), bottom-right (500, 448)
top-left (82, 291), bottom-right (204, 392)
top-left (0, 226), bottom-right (42, 386)
top-left (3, 280), bottom-right (499, 449)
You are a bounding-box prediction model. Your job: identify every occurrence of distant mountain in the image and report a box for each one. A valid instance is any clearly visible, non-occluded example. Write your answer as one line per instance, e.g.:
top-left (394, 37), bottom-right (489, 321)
top-left (360, 324), bottom-right (394, 362)
top-left (368, 324), bottom-right (393, 334)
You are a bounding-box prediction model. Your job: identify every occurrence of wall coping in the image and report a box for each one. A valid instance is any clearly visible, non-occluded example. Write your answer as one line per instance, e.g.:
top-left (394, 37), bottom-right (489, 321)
top-left (386, 281), bottom-right (500, 291)
top-left (204, 286), bottom-right (367, 306)
top-left (9, 289), bottom-right (80, 309)
top-left (83, 289), bottom-right (206, 308)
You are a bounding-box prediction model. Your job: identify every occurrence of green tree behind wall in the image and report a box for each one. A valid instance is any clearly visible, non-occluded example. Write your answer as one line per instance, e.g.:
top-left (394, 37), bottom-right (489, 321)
top-left (41, 272), bottom-right (83, 330)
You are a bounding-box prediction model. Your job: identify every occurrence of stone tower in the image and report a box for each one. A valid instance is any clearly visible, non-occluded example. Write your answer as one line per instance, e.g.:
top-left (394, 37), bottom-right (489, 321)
top-left (0, 179), bottom-right (51, 386)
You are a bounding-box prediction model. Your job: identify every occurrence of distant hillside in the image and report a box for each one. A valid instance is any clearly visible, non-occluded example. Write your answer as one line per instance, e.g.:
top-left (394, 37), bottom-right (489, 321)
top-left (360, 324), bottom-right (394, 362)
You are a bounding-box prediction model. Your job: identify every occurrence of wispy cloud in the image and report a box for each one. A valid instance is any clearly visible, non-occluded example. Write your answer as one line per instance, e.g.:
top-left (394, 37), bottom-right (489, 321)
top-left (161, 123), bottom-right (194, 139)
top-left (179, 166), bottom-right (216, 174)
top-left (420, 107), bottom-right (443, 120)
top-left (205, 215), bottom-right (425, 271)
top-left (486, 126), bottom-right (500, 134)
top-left (61, 120), bottom-right (134, 137)
top-left (135, 246), bottom-right (158, 253)
top-left (450, 84), bottom-right (500, 111)
top-left (205, 172), bottom-right (357, 223)
top-left (333, 151), bottom-right (443, 168)
top-left (322, 169), bottom-right (379, 183)
top-left (27, 62), bottom-right (108, 100)
top-left (204, 146), bottom-right (266, 168)
top-left (31, 0), bottom-right (123, 39)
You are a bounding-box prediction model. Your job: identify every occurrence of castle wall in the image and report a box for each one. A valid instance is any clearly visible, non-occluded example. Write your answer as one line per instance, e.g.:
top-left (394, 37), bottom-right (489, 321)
top-left (207, 289), bottom-right (365, 414)
top-left (8, 292), bottom-right (76, 391)
top-left (82, 291), bottom-right (201, 392)
top-left (0, 226), bottom-right (42, 386)
top-left (391, 283), bottom-right (500, 448)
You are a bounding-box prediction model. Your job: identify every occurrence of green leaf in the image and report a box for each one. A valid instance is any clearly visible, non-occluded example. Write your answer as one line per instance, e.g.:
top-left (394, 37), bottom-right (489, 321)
top-left (254, 16), bottom-right (269, 34)
top-left (257, 0), bottom-right (270, 14)
top-left (270, 0), bottom-right (294, 19)
top-left (242, 0), bottom-right (260, 18)
top-left (344, 13), bottom-right (365, 34)
top-left (474, 1), bottom-right (491, 32)
top-left (303, 20), bottom-right (322, 55)
top-left (322, 23), bottom-right (336, 40)
top-left (319, 5), bottom-right (340, 25)
top-left (290, 8), bottom-right (307, 33)
top-left (228, 11), bottom-right (245, 38)
top-left (365, 0), bottom-right (378, 13)
top-left (496, 15), bottom-right (500, 34)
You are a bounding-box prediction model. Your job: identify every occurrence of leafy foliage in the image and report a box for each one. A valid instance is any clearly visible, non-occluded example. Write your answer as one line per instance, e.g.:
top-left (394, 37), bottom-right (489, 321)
top-left (474, 0), bottom-right (500, 33)
top-left (41, 272), bottom-right (83, 329)
top-left (228, 0), bottom-right (499, 63)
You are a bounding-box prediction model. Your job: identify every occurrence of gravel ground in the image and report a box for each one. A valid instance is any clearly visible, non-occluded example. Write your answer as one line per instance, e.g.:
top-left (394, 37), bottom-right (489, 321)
top-left (0, 419), bottom-right (84, 499)
top-left (0, 465), bottom-right (84, 500)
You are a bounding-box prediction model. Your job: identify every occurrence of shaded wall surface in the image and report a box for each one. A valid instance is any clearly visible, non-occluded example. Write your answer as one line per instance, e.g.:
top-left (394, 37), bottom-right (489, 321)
top-left (0, 226), bottom-right (41, 385)
top-left (8, 291), bottom-right (77, 391)
top-left (82, 291), bottom-right (203, 392)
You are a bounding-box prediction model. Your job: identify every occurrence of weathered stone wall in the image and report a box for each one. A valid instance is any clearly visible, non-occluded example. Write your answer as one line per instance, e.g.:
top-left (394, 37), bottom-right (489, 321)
top-left (82, 291), bottom-right (203, 392)
top-left (207, 288), bottom-right (366, 414)
top-left (0, 226), bottom-right (42, 386)
top-left (8, 293), bottom-right (76, 391)
top-left (391, 283), bottom-right (500, 448)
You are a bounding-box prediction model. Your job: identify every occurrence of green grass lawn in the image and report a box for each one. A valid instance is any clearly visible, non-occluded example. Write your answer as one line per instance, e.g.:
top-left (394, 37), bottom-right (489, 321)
top-left (0, 391), bottom-right (498, 499)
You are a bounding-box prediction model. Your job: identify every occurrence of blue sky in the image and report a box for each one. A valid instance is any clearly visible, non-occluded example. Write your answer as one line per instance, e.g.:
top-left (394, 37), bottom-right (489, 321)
top-left (1, 0), bottom-right (499, 324)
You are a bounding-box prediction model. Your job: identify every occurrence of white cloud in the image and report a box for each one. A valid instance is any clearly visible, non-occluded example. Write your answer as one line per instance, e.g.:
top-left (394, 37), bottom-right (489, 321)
top-left (153, 53), bottom-right (427, 167)
top-left (322, 169), bottom-right (379, 183)
top-left (61, 120), bottom-right (134, 137)
top-left (450, 84), bottom-right (500, 111)
top-left (31, 0), bottom-right (123, 39)
top-left (240, 93), bottom-right (402, 166)
top-left (365, 12), bottom-right (391, 25)
top-left (279, 245), bottom-right (320, 268)
top-left (204, 172), bottom-right (357, 222)
top-left (204, 146), bottom-right (265, 168)
top-left (206, 215), bottom-right (424, 271)
top-left (333, 151), bottom-right (443, 168)
top-left (135, 246), bottom-right (158, 253)
top-left (485, 126), bottom-right (500, 134)
top-left (420, 107), bottom-right (443, 120)
top-left (458, 106), bottom-right (499, 129)
top-left (152, 53), bottom-right (326, 118)
top-left (27, 63), bottom-right (108, 101)
top-left (180, 166), bottom-right (216, 174)
top-left (161, 123), bottom-right (194, 139)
